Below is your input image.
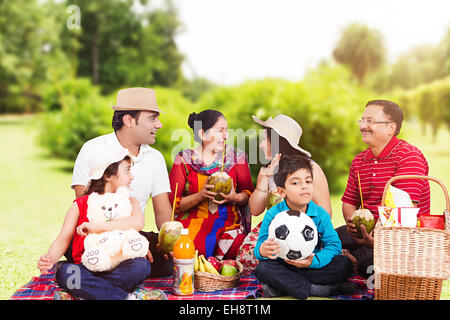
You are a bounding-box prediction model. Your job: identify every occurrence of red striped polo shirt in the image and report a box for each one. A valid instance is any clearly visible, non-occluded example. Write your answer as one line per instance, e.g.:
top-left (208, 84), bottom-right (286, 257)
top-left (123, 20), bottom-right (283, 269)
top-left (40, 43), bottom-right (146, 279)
top-left (342, 136), bottom-right (430, 219)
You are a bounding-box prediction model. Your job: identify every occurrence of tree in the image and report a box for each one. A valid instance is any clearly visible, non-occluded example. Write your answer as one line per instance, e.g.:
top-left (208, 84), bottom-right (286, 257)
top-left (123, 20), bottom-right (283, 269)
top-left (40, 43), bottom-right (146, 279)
top-left (64, 0), bottom-right (184, 93)
top-left (333, 23), bottom-right (386, 84)
top-left (440, 27), bottom-right (450, 75)
top-left (390, 45), bottom-right (447, 90)
top-left (179, 77), bottom-right (217, 101)
top-left (0, 0), bottom-right (69, 113)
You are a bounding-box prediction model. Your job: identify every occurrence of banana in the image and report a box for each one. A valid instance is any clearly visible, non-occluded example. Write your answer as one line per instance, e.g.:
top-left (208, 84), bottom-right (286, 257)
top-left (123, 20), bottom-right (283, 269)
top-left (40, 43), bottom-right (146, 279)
top-left (200, 255), bottom-right (212, 273)
top-left (194, 250), bottom-right (199, 272)
top-left (199, 255), bottom-right (206, 272)
top-left (201, 255), bottom-right (220, 275)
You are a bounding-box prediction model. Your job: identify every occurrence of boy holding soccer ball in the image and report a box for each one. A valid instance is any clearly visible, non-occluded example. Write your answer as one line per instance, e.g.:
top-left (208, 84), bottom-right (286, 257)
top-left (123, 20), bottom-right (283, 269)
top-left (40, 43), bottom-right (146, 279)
top-left (254, 155), bottom-right (354, 299)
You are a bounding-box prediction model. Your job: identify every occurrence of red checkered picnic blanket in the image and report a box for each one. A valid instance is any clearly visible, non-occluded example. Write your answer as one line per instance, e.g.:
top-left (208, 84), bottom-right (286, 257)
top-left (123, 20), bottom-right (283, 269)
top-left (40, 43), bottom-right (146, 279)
top-left (142, 274), bottom-right (262, 300)
top-left (334, 274), bottom-right (374, 300)
top-left (10, 270), bottom-right (373, 300)
top-left (9, 269), bottom-right (262, 300)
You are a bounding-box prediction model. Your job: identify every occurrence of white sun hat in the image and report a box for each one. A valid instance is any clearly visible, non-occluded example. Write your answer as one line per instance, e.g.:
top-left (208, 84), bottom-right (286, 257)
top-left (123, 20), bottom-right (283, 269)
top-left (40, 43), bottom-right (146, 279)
top-left (87, 144), bottom-right (131, 180)
top-left (252, 114), bottom-right (311, 157)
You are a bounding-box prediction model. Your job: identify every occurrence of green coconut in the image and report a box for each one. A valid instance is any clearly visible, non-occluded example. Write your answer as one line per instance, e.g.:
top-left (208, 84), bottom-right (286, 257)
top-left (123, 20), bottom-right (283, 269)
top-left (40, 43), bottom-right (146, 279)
top-left (351, 209), bottom-right (375, 239)
top-left (266, 191), bottom-right (283, 210)
top-left (158, 221), bottom-right (183, 255)
top-left (207, 171), bottom-right (232, 201)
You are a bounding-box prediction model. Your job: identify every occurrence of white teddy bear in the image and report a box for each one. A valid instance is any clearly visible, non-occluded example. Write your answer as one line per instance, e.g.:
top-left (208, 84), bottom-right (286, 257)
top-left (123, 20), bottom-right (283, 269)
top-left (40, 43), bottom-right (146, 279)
top-left (81, 187), bottom-right (149, 272)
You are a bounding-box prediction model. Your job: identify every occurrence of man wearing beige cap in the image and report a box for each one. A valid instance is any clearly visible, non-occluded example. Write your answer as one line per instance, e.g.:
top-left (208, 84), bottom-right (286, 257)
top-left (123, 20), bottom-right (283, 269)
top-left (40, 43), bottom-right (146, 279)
top-left (71, 87), bottom-right (173, 277)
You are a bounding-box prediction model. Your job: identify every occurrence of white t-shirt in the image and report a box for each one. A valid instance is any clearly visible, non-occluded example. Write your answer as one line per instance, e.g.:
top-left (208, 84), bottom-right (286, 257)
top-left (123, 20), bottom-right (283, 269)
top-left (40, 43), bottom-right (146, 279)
top-left (71, 132), bottom-right (171, 213)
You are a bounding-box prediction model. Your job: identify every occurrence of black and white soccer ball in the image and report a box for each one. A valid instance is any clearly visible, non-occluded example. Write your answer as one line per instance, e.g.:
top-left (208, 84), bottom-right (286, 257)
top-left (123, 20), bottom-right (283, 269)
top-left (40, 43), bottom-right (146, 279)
top-left (268, 209), bottom-right (318, 260)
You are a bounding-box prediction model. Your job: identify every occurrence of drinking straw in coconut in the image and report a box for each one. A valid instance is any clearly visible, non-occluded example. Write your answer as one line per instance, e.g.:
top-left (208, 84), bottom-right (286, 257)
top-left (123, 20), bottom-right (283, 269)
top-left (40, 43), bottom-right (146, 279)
top-left (357, 173), bottom-right (364, 210)
top-left (171, 182), bottom-right (178, 221)
top-left (221, 143), bottom-right (226, 172)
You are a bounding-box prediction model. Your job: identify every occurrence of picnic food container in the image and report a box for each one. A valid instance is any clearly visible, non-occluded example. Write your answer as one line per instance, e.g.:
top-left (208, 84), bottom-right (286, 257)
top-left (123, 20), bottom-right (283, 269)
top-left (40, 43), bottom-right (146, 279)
top-left (374, 175), bottom-right (450, 300)
top-left (194, 260), bottom-right (244, 292)
top-left (378, 206), bottom-right (420, 227)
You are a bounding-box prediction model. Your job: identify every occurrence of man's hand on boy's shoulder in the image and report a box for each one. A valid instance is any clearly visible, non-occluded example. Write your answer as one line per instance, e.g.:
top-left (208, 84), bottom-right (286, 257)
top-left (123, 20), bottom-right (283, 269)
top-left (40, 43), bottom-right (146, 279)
top-left (284, 253), bottom-right (314, 269)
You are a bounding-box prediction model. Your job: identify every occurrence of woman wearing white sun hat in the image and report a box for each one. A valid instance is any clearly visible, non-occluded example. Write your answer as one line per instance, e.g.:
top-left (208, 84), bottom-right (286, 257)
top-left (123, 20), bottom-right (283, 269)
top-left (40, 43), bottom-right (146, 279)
top-left (236, 114), bottom-right (332, 273)
top-left (249, 114), bottom-right (332, 215)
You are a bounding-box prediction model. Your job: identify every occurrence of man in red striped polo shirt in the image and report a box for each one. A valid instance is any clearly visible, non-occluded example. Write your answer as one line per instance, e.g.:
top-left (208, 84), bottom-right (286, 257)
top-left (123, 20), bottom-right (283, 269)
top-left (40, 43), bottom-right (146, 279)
top-left (337, 99), bottom-right (430, 278)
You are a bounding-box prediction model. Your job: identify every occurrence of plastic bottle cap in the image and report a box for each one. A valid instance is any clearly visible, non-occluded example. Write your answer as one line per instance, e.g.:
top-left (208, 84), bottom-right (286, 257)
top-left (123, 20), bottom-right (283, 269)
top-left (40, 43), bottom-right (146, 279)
top-left (180, 228), bottom-right (188, 235)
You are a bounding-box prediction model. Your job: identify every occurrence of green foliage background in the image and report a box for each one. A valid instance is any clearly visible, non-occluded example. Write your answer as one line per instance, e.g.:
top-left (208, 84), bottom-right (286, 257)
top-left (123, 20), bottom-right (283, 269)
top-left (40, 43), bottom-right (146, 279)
top-left (1, 0), bottom-right (448, 194)
top-left (35, 65), bottom-right (376, 193)
top-left (1, 0), bottom-right (450, 301)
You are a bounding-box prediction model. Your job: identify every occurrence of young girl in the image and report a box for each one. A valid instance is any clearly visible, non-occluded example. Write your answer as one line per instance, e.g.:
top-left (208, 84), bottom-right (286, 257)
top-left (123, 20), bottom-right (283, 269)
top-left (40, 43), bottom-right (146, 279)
top-left (37, 150), bottom-right (153, 300)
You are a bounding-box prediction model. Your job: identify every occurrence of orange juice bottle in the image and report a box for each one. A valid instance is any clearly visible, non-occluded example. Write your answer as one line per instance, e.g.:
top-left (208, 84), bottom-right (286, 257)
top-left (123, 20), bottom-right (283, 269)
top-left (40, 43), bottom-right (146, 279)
top-left (172, 228), bottom-right (195, 295)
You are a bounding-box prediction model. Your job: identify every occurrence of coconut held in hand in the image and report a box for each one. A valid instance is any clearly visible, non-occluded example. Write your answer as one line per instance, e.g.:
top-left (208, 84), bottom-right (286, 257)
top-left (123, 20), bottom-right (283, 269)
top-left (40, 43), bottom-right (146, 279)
top-left (351, 209), bottom-right (375, 239)
top-left (267, 191), bottom-right (283, 210)
top-left (207, 171), bottom-right (232, 201)
top-left (158, 221), bottom-right (183, 255)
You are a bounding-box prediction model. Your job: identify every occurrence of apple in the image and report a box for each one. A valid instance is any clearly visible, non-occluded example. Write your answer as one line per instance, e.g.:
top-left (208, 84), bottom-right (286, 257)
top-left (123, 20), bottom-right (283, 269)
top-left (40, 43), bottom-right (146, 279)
top-left (222, 259), bottom-right (238, 269)
top-left (207, 256), bottom-right (222, 272)
top-left (220, 264), bottom-right (238, 276)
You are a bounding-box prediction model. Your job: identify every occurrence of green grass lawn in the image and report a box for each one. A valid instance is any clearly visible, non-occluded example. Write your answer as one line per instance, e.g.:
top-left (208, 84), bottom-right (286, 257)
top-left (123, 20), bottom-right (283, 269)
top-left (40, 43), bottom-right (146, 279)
top-left (0, 115), bottom-right (449, 300)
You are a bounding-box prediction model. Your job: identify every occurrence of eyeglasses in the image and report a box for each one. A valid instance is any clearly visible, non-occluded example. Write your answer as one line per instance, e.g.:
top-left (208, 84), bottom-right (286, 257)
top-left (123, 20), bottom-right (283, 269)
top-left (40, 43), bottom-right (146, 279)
top-left (356, 119), bottom-right (393, 125)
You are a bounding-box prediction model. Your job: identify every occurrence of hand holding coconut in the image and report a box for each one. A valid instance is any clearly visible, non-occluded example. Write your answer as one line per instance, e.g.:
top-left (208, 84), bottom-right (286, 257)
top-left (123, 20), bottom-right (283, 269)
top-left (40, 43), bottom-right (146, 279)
top-left (345, 209), bottom-right (375, 247)
top-left (207, 171), bottom-right (232, 201)
top-left (345, 173), bottom-right (375, 247)
top-left (212, 181), bottom-right (237, 205)
top-left (214, 183), bottom-right (250, 206)
top-left (198, 183), bottom-right (218, 202)
top-left (207, 171), bottom-right (249, 206)
top-left (177, 183), bottom-right (218, 213)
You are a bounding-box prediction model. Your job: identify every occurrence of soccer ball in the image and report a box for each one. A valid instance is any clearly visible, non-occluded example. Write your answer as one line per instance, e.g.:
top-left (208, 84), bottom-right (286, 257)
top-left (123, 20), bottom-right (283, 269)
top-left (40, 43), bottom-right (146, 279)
top-left (268, 209), bottom-right (318, 260)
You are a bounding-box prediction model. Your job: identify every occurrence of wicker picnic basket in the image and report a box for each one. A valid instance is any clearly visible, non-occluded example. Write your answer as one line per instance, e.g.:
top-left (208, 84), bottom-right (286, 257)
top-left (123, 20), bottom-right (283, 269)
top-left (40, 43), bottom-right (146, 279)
top-left (374, 175), bottom-right (450, 300)
top-left (194, 261), bottom-right (244, 292)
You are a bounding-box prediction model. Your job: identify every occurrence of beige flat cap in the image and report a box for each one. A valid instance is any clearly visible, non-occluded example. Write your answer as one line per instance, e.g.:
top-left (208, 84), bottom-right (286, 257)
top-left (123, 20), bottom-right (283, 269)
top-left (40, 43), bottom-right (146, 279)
top-left (112, 87), bottom-right (164, 113)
